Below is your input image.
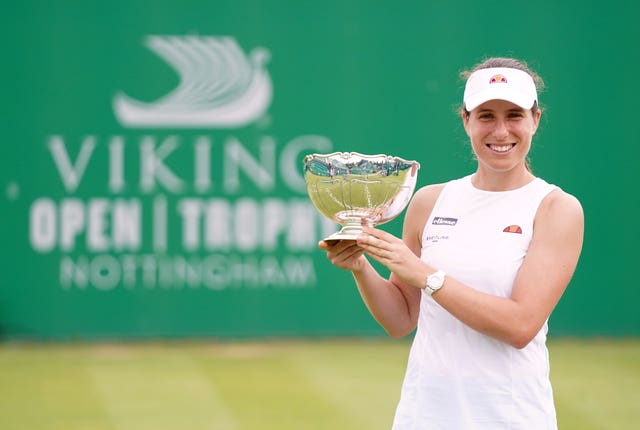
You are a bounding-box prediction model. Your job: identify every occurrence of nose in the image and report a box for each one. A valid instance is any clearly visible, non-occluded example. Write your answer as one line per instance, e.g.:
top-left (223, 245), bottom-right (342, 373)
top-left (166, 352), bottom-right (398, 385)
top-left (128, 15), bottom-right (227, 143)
top-left (493, 119), bottom-right (509, 140)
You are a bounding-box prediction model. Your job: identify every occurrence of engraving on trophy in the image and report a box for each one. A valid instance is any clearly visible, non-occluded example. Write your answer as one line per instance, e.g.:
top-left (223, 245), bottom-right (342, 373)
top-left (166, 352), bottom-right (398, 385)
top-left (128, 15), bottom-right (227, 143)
top-left (303, 152), bottom-right (420, 241)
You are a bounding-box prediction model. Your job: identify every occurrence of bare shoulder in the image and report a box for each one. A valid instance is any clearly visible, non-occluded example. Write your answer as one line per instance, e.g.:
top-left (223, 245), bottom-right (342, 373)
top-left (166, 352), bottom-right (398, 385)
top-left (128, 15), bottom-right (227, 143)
top-left (535, 188), bottom-right (584, 248)
top-left (403, 183), bottom-right (447, 246)
top-left (409, 183), bottom-right (447, 213)
top-left (538, 188), bottom-right (584, 226)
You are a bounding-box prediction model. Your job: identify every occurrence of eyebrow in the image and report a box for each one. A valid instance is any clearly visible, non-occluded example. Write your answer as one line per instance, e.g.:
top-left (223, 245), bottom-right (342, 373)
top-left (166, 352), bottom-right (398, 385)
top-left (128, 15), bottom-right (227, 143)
top-left (476, 107), bottom-right (525, 114)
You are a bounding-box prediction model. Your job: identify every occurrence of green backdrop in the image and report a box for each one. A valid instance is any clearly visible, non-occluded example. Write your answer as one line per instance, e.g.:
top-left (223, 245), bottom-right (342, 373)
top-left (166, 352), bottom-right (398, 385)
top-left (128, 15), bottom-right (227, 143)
top-left (1, 0), bottom-right (638, 339)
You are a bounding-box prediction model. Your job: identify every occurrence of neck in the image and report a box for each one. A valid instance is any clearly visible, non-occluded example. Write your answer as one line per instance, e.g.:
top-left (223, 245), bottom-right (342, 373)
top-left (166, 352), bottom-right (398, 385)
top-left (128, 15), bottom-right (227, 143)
top-left (471, 166), bottom-right (535, 191)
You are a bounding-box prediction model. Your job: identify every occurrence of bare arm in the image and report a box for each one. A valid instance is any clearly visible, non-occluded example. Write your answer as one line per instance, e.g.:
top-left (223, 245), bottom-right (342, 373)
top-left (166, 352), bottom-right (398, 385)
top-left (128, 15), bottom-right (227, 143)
top-left (358, 189), bottom-right (584, 348)
top-left (433, 190), bottom-right (584, 347)
top-left (319, 184), bottom-right (444, 338)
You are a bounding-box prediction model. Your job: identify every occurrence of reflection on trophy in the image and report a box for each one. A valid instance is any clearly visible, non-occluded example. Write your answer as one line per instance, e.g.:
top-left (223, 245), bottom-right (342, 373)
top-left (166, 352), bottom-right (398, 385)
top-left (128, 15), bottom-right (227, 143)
top-left (303, 152), bottom-right (421, 242)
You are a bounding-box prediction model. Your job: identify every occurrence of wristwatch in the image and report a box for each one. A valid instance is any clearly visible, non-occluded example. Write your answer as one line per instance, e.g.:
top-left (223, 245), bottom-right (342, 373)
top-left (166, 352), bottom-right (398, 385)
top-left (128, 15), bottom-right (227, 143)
top-left (425, 270), bottom-right (446, 296)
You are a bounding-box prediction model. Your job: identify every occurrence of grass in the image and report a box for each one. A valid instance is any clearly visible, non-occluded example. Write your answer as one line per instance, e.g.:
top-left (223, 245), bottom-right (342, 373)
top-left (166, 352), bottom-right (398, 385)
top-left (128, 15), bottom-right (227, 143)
top-left (549, 339), bottom-right (640, 429)
top-left (0, 338), bottom-right (638, 430)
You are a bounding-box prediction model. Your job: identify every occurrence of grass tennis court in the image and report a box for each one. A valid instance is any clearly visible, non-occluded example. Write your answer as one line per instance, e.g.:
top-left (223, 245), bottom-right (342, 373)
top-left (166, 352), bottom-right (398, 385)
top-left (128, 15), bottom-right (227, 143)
top-left (1, 338), bottom-right (638, 429)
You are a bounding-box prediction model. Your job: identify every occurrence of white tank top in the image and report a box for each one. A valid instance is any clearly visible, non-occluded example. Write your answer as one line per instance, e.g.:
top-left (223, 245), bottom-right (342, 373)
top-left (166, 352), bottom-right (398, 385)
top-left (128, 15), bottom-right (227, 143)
top-left (392, 175), bottom-right (558, 430)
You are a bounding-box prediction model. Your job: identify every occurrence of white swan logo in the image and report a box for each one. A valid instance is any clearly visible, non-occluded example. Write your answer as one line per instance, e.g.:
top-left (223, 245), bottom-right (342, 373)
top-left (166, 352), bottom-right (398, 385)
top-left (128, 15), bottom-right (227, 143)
top-left (113, 36), bottom-right (272, 128)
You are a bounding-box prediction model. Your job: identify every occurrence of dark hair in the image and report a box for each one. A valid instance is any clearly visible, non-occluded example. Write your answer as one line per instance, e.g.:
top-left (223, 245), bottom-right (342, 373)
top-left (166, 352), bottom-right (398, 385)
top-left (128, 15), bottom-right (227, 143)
top-left (461, 57), bottom-right (544, 172)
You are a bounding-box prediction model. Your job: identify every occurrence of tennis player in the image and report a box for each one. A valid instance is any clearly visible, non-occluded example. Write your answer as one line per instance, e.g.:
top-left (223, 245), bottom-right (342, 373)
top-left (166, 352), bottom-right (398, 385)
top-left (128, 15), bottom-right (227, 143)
top-left (319, 57), bottom-right (584, 429)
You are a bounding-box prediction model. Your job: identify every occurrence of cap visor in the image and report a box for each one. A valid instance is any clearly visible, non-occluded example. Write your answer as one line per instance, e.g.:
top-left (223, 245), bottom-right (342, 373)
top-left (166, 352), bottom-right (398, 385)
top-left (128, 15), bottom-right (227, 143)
top-left (465, 89), bottom-right (535, 111)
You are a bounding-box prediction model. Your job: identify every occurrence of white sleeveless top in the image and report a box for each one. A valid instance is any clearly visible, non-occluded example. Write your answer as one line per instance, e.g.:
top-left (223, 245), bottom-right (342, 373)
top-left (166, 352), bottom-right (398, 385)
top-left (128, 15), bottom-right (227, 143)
top-left (392, 175), bottom-right (558, 430)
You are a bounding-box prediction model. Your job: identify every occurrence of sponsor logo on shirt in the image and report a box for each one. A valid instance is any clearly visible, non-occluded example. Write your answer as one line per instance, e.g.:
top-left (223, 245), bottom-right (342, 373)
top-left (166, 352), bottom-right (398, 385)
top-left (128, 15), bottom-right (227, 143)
top-left (432, 217), bottom-right (458, 226)
top-left (425, 232), bottom-right (449, 243)
top-left (503, 225), bottom-right (523, 234)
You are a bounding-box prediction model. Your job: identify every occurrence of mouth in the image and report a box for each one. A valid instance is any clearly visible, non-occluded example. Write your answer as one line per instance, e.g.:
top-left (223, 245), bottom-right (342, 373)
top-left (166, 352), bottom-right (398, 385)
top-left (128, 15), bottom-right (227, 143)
top-left (487, 143), bottom-right (515, 153)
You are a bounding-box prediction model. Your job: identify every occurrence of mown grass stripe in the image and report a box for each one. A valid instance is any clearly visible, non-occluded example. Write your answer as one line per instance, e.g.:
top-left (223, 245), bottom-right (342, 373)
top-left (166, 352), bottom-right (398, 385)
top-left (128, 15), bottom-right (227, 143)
top-left (0, 339), bottom-right (639, 430)
top-left (0, 344), bottom-right (112, 430)
top-left (88, 345), bottom-right (235, 430)
top-left (549, 339), bottom-right (640, 430)
top-left (285, 339), bottom-right (408, 430)
top-left (188, 341), bottom-right (362, 430)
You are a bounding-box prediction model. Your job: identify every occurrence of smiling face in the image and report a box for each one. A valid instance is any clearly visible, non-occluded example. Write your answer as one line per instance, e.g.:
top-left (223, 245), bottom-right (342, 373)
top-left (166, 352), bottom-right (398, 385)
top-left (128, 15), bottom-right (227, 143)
top-left (462, 99), bottom-right (541, 176)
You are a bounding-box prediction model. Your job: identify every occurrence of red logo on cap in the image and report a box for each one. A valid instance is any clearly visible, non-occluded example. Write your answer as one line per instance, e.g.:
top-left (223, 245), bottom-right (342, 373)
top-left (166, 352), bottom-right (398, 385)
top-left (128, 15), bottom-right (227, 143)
top-left (490, 74), bottom-right (508, 84)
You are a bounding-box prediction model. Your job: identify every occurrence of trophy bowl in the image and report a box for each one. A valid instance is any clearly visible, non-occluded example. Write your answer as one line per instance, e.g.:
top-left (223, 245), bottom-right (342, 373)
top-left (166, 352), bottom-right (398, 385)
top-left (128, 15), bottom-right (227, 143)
top-left (303, 152), bottom-right (421, 242)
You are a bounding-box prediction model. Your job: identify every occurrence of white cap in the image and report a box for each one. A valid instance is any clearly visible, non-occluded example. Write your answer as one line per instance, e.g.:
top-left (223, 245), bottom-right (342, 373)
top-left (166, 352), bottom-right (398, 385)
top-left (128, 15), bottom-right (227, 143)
top-left (463, 67), bottom-right (537, 111)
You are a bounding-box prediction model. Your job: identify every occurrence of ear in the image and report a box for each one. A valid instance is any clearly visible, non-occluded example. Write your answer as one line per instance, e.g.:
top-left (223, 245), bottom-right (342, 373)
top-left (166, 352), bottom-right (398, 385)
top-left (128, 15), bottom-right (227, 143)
top-left (531, 108), bottom-right (542, 134)
top-left (460, 109), bottom-right (471, 136)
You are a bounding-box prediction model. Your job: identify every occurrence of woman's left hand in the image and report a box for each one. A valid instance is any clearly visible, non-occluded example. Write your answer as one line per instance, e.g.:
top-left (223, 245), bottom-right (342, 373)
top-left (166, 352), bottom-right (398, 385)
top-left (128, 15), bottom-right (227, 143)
top-left (356, 226), bottom-right (424, 287)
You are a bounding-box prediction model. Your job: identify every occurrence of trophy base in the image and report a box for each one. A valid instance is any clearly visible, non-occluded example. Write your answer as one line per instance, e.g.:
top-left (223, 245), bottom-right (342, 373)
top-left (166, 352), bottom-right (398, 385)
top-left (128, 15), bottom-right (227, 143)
top-left (323, 225), bottom-right (365, 243)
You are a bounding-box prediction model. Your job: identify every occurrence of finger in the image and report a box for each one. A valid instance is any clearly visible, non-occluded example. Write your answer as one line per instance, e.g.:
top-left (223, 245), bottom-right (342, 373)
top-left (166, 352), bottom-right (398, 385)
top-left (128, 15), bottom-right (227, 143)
top-left (325, 241), bottom-right (360, 259)
top-left (339, 247), bottom-right (365, 263)
top-left (357, 233), bottom-right (391, 252)
top-left (318, 240), bottom-right (341, 250)
top-left (362, 226), bottom-right (394, 241)
top-left (328, 246), bottom-right (365, 269)
top-left (319, 239), bottom-right (357, 250)
top-left (362, 248), bottom-right (387, 266)
top-left (333, 240), bottom-right (359, 253)
top-left (362, 245), bottom-right (388, 259)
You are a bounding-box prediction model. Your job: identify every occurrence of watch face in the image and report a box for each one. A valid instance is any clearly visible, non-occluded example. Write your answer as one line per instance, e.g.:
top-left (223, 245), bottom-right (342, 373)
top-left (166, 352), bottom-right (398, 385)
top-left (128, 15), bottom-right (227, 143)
top-left (425, 271), bottom-right (445, 295)
top-left (428, 271), bottom-right (445, 288)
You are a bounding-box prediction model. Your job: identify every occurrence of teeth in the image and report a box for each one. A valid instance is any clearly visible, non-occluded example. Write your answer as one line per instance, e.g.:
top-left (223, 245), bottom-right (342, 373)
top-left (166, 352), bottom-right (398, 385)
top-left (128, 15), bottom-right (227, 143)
top-left (490, 144), bottom-right (513, 152)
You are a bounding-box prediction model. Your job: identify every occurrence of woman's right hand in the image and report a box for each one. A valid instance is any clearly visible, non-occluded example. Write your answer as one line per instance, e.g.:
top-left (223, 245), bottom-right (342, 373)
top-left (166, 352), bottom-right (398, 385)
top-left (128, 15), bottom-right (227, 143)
top-left (318, 239), bottom-right (366, 272)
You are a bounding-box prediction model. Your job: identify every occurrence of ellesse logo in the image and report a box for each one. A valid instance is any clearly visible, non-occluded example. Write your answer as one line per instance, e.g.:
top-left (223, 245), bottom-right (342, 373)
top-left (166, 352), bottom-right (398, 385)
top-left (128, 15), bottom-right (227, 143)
top-left (503, 225), bottom-right (523, 234)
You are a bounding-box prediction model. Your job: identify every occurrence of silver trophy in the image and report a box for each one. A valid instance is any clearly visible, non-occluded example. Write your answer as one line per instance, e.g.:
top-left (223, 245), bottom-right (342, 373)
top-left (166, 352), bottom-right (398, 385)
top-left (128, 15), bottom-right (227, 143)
top-left (303, 152), bottom-right (420, 242)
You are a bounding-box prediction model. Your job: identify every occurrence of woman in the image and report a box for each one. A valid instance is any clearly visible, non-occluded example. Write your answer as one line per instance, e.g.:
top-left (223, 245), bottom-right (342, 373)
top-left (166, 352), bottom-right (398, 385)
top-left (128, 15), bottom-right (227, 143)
top-left (319, 57), bottom-right (584, 429)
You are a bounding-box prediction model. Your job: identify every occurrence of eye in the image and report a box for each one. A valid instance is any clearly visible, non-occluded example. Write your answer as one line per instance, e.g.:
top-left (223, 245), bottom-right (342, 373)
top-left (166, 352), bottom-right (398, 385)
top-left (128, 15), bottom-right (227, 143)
top-left (508, 111), bottom-right (525, 119)
top-left (478, 113), bottom-right (494, 120)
